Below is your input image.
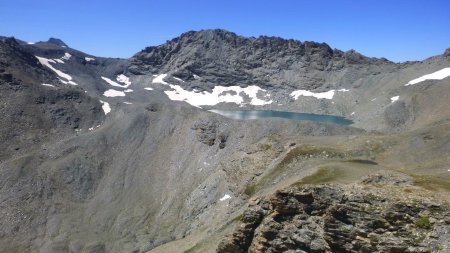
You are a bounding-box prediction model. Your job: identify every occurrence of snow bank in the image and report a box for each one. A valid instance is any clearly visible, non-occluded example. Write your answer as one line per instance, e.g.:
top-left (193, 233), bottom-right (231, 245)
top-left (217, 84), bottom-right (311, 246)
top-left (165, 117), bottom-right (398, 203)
top-left (61, 52), bottom-right (71, 60)
top-left (101, 76), bottom-right (122, 87)
top-left (36, 56), bottom-right (77, 85)
top-left (290, 88), bottom-right (349, 100)
top-left (116, 74), bottom-right (131, 86)
top-left (290, 90), bottom-right (335, 100)
top-left (155, 73), bottom-right (272, 107)
top-left (103, 89), bottom-right (126, 97)
top-left (102, 75), bottom-right (131, 88)
top-left (152, 74), bottom-right (169, 85)
top-left (405, 67), bottom-right (450, 86)
top-left (99, 100), bottom-right (111, 115)
top-left (165, 84), bottom-right (272, 107)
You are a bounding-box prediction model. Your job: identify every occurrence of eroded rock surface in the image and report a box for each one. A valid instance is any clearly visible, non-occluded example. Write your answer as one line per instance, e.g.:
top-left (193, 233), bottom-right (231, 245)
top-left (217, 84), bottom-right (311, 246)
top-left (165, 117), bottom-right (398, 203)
top-left (218, 182), bottom-right (450, 253)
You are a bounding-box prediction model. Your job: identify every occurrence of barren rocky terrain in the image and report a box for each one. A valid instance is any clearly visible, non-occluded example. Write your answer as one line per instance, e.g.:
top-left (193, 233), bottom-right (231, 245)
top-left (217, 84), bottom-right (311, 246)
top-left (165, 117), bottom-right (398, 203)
top-left (0, 30), bottom-right (449, 252)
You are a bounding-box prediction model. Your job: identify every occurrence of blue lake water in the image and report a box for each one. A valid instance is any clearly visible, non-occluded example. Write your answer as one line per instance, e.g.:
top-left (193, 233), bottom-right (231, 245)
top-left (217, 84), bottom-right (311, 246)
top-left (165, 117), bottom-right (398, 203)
top-left (209, 110), bottom-right (353, 125)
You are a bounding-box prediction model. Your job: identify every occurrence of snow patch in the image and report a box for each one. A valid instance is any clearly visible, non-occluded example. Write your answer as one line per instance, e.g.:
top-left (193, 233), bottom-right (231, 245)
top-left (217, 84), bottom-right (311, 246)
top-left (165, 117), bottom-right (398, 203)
top-left (173, 77), bottom-right (185, 82)
top-left (101, 76), bottom-right (122, 87)
top-left (351, 112), bottom-right (355, 116)
top-left (290, 90), bottom-right (335, 100)
top-left (144, 87), bottom-right (154, 91)
top-left (54, 59), bottom-right (64, 64)
top-left (61, 52), bottom-right (71, 60)
top-left (219, 194), bottom-right (231, 201)
top-left (165, 84), bottom-right (272, 107)
top-left (85, 57), bottom-right (95, 62)
top-left (405, 67), bottom-right (450, 86)
top-left (58, 78), bottom-right (78, 86)
top-left (390, 96), bottom-right (399, 102)
top-left (193, 74), bottom-right (201, 80)
top-left (41, 83), bottom-right (55, 87)
top-left (124, 89), bottom-right (133, 93)
top-left (99, 100), bottom-right (111, 115)
top-left (154, 73), bottom-right (272, 107)
top-left (102, 75), bottom-right (131, 88)
top-left (152, 74), bottom-right (169, 85)
top-left (116, 74), bottom-right (131, 86)
top-left (36, 56), bottom-right (77, 85)
top-left (123, 102), bottom-right (133, 105)
top-left (103, 89), bottom-right (126, 97)
top-left (27, 42), bottom-right (35, 45)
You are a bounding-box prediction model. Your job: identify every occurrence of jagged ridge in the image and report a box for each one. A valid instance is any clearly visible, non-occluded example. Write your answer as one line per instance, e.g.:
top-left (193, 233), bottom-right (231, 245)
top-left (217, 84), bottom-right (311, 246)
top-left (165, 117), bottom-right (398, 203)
top-left (130, 29), bottom-right (393, 91)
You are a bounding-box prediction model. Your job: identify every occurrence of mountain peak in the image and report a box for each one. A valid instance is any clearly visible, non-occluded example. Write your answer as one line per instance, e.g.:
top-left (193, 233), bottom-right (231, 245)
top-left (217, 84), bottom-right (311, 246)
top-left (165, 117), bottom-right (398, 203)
top-left (46, 37), bottom-right (68, 47)
top-left (444, 47), bottom-right (450, 57)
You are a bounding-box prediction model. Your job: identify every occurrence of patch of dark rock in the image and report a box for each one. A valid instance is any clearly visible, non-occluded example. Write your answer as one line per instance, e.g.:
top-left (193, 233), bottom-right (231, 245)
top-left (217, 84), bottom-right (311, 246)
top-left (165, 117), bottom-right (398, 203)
top-left (361, 173), bottom-right (414, 186)
top-left (346, 159), bottom-right (378, 165)
top-left (62, 159), bottom-right (104, 200)
top-left (192, 119), bottom-right (218, 146)
top-left (384, 101), bottom-right (412, 129)
top-left (145, 103), bottom-right (159, 112)
top-left (218, 132), bottom-right (228, 149)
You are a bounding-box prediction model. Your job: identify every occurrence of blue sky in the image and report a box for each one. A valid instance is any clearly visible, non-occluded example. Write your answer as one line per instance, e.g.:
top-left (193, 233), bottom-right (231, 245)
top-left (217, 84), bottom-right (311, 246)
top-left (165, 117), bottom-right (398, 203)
top-left (0, 0), bottom-right (449, 62)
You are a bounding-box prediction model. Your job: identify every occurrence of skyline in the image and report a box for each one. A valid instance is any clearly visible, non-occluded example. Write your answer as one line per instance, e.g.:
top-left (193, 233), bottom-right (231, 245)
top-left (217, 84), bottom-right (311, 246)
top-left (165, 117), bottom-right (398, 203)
top-left (1, 0), bottom-right (449, 62)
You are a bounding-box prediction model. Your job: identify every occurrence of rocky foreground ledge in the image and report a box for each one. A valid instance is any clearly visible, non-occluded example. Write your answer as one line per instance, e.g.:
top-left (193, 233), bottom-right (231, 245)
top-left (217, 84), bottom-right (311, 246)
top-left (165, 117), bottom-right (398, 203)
top-left (217, 174), bottom-right (450, 253)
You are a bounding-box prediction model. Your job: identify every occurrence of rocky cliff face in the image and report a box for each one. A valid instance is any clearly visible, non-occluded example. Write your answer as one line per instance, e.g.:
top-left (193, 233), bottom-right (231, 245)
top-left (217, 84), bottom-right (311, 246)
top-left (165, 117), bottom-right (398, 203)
top-left (218, 175), bottom-right (450, 253)
top-left (130, 29), bottom-right (394, 92)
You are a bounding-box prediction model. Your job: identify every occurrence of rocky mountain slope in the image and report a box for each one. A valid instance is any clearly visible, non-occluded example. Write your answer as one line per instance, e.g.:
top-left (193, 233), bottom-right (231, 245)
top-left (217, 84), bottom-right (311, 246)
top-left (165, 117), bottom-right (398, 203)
top-left (0, 30), bottom-right (449, 253)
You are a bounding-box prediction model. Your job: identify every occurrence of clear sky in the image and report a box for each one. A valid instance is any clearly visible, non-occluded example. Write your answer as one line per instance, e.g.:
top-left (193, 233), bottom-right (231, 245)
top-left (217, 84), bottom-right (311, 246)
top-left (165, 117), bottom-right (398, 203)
top-left (0, 0), bottom-right (449, 62)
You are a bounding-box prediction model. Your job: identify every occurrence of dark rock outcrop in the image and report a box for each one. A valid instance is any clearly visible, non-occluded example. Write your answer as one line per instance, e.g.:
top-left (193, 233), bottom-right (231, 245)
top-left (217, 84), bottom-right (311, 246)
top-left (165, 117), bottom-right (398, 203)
top-left (193, 119), bottom-right (218, 146)
top-left (218, 184), bottom-right (450, 253)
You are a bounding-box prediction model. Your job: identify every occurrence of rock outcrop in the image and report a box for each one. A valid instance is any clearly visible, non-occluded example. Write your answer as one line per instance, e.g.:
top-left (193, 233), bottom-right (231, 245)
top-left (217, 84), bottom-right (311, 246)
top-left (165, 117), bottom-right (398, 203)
top-left (218, 177), bottom-right (450, 253)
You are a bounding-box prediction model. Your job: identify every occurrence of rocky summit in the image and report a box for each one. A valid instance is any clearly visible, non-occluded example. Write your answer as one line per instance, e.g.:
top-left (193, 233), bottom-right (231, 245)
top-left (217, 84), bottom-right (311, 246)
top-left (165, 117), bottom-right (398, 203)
top-left (0, 30), bottom-right (449, 253)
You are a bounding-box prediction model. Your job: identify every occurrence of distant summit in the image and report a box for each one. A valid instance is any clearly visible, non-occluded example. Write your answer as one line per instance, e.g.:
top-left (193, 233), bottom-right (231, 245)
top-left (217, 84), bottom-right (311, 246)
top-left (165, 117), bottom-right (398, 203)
top-left (46, 37), bottom-right (68, 47)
